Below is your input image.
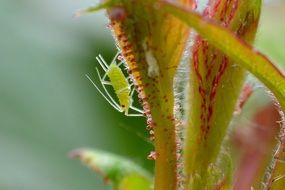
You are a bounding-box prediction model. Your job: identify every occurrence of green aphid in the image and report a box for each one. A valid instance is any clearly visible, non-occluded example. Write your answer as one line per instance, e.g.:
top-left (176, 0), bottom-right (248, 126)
top-left (86, 52), bottom-right (143, 116)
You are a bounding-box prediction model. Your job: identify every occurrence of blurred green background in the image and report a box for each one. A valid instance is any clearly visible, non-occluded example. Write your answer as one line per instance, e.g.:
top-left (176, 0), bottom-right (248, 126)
top-left (0, 0), bottom-right (284, 190)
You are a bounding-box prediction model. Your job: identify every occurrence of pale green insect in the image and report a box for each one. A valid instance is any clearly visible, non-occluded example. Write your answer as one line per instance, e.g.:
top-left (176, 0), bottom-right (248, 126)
top-left (86, 52), bottom-right (143, 117)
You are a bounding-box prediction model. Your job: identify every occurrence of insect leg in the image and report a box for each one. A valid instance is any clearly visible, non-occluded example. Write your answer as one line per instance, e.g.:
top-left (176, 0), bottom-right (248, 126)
top-left (117, 60), bottom-right (125, 67)
top-left (111, 51), bottom-right (121, 64)
top-left (126, 76), bottom-right (134, 84)
top-left (127, 87), bottom-right (144, 116)
top-left (129, 87), bottom-right (140, 102)
top-left (95, 55), bottom-right (111, 84)
top-left (95, 68), bottom-right (123, 111)
top-left (86, 74), bottom-right (122, 113)
top-left (98, 51), bottom-right (120, 69)
top-left (96, 55), bottom-right (108, 72)
top-left (124, 110), bottom-right (144, 117)
top-left (98, 53), bottom-right (120, 80)
top-left (96, 67), bottom-right (111, 85)
top-left (129, 104), bottom-right (144, 114)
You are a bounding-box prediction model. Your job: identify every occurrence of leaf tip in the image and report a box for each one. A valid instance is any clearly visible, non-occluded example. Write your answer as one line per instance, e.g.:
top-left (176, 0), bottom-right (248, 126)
top-left (68, 148), bottom-right (85, 159)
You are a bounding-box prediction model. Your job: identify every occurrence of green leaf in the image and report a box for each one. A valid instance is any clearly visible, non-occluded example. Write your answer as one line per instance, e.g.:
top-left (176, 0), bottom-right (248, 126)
top-left (69, 149), bottom-right (153, 190)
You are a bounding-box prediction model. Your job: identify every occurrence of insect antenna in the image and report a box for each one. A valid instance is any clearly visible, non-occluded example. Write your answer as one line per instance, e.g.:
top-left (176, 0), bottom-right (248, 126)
top-left (96, 55), bottom-right (108, 72)
top-left (111, 51), bottom-right (121, 63)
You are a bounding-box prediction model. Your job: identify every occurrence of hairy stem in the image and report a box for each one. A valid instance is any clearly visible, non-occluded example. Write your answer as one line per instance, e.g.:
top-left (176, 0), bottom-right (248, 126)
top-left (161, 1), bottom-right (285, 110)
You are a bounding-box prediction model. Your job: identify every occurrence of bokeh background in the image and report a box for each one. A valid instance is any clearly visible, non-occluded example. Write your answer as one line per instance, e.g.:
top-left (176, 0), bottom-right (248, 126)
top-left (0, 0), bottom-right (284, 190)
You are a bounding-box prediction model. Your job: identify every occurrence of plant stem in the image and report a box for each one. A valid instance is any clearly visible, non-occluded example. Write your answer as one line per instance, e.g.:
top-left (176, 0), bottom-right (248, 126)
top-left (144, 83), bottom-right (178, 190)
top-left (153, 110), bottom-right (178, 190)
